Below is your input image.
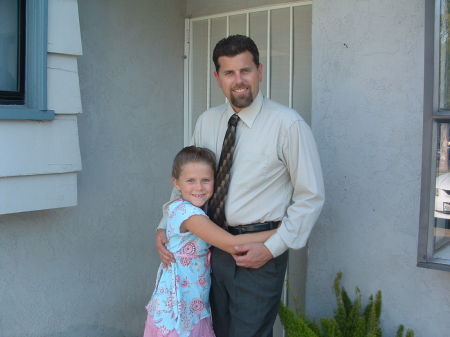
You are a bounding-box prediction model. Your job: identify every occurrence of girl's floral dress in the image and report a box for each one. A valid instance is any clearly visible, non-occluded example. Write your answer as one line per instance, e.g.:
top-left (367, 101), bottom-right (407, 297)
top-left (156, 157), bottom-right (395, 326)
top-left (144, 199), bottom-right (215, 337)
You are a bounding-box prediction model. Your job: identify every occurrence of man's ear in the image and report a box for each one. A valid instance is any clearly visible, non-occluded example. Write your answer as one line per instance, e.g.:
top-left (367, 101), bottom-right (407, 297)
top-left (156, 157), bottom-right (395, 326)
top-left (257, 63), bottom-right (264, 83)
top-left (213, 71), bottom-right (222, 88)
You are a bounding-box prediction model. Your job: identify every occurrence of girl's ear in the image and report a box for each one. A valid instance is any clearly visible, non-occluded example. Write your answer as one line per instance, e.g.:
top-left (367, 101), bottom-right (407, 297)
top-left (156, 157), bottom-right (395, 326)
top-left (172, 177), bottom-right (180, 190)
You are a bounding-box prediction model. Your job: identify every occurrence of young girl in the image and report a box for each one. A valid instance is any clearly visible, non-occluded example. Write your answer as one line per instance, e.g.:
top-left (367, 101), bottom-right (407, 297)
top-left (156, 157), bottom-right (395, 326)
top-left (143, 146), bottom-right (275, 337)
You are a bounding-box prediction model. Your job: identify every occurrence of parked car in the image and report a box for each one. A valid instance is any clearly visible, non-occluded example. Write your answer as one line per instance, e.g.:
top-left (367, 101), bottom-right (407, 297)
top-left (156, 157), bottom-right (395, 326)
top-left (435, 172), bottom-right (450, 219)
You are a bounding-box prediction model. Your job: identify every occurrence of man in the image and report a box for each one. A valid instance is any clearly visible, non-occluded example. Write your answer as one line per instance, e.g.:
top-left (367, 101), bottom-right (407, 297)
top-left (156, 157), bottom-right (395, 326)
top-left (156, 35), bottom-right (324, 337)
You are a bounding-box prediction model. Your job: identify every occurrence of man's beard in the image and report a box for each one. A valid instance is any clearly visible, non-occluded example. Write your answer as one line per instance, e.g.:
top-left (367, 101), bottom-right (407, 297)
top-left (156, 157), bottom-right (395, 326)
top-left (230, 86), bottom-right (253, 108)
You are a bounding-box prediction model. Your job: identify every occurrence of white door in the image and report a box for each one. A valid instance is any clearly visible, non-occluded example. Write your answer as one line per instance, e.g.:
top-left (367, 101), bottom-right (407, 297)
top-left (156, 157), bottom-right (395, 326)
top-left (184, 2), bottom-right (312, 335)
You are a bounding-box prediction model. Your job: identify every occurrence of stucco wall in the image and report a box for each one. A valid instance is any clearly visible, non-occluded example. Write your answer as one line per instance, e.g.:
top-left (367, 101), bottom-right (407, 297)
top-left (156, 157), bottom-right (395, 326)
top-left (307, 1), bottom-right (450, 336)
top-left (0, 0), bottom-right (185, 336)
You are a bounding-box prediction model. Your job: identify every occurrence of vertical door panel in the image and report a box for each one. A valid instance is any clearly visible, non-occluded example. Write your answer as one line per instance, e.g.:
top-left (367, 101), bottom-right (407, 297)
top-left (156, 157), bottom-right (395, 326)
top-left (210, 17), bottom-right (227, 107)
top-left (249, 11), bottom-right (268, 100)
top-left (293, 5), bottom-right (312, 124)
top-left (192, 20), bottom-right (208, 124)
top-left (229, 14), bottom-right (247, 35)
top-left (270, 8), bottom-right (290, 106)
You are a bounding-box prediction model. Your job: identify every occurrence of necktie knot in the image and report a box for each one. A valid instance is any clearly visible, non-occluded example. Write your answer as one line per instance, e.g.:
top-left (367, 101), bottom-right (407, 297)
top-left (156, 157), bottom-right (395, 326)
top-left (228, 114), bottom-right (239, 127)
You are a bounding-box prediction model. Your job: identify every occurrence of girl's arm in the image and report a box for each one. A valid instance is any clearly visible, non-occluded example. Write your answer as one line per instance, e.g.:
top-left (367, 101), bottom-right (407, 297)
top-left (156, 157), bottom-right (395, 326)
top-left (181, 215), bottom-right (276, 254)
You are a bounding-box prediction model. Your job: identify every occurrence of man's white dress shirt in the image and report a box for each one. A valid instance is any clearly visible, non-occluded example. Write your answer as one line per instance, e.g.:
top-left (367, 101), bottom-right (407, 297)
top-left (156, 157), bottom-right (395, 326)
top-left (159, 91), bottom-right (324, 258)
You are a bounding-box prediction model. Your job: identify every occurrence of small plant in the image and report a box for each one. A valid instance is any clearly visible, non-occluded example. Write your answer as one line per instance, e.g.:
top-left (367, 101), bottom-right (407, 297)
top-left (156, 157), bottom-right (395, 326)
top-left (279, 273), bottom-right (414, 337)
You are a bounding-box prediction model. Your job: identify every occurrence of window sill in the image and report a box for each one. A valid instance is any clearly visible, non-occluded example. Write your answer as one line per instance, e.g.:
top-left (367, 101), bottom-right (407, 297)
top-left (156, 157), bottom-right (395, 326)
top-left (417, 260), bottom-right (450, 272)
top-left (0, 108), bottom-right (55, 121)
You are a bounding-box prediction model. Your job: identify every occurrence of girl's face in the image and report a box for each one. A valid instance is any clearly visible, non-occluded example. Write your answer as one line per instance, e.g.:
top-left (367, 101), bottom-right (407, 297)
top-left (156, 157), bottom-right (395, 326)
top-left (173, 161), bottom-right (214, 207)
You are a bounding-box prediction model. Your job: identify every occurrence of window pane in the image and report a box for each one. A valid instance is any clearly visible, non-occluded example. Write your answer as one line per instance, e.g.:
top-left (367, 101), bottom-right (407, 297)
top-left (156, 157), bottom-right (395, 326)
top-left (433, 122), bottom-right (450, 259)
top-left (0, 0), bottom-right (19, 92)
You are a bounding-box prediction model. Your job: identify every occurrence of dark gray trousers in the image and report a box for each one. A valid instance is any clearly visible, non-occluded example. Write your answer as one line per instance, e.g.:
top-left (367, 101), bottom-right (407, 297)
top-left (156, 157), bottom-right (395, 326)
top-left (210, 247), bottom-right (289, 337)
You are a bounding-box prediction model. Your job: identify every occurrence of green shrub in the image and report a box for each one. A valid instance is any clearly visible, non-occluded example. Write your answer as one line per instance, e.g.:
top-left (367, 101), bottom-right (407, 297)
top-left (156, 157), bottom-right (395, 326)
top-left (279, 273), bottom-right (414, 337)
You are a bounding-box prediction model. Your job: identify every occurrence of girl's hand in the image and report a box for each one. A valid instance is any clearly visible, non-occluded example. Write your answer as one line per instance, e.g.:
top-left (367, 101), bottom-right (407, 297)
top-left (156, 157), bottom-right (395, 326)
top-left (155, 229), bottom-right (175, 266)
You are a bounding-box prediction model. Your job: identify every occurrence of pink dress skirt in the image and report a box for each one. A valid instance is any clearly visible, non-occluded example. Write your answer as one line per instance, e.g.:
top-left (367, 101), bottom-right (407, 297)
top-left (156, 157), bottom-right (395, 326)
top-left (143, 314), bottom-right (215, 337)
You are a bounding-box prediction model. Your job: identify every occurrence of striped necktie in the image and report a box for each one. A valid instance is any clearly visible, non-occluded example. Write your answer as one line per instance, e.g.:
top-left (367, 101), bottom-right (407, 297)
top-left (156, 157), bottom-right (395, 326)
top-left (208, 113), bottom-right (240, 228)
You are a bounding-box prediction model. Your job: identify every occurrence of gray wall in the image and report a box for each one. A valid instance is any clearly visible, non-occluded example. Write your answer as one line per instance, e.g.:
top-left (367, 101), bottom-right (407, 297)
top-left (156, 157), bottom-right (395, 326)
top-left (307, 1), bottom-right (450, 336)
top-left (0, 1), bottom-right (185, 336)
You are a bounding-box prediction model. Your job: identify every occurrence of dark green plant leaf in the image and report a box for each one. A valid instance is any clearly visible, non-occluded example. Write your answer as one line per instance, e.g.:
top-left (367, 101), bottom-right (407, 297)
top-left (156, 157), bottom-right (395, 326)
top-left (405, 330), bottom-right (415, 337)
top-left (396, 325), bottom-right (405, 337)
top-left (279, 301), bottom-right (318, 337)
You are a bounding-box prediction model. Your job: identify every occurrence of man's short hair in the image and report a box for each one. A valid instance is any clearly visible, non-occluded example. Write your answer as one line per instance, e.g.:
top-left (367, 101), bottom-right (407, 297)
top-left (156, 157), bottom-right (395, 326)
top-left (212, 34), bottom-right (260, 72)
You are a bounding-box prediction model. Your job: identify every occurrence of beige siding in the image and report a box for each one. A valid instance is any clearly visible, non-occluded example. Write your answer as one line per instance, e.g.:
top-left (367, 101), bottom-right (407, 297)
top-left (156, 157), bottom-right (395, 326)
top-left (0, 116), bottom-right (81, 177)
top-left (0, 173), bottom-right (77, 214)
top-left (48, 0), bottom-right (83, 55)
top-left (47, 54), bottom-right (82, 114)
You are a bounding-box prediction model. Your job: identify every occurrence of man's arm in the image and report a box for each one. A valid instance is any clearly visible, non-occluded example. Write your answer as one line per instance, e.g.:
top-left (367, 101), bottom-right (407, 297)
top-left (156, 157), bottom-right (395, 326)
top-left (155, 187), bottom-right (181, 266)
top-left (233, 120), bottom-right (324, 268)
top-left (265, 120), bottom-right (325, 256)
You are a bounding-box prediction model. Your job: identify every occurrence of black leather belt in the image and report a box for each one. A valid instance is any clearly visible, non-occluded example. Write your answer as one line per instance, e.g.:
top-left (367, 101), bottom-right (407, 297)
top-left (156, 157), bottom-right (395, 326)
top-left (227, 221), bottom-right (280, 235)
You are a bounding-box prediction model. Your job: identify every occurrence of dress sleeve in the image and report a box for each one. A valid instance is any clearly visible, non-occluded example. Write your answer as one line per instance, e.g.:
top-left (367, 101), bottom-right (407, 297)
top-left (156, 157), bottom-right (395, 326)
top-left (170, 201), bottom-right (208, 234)
top-left (156, 188), bottom-right (181, 230)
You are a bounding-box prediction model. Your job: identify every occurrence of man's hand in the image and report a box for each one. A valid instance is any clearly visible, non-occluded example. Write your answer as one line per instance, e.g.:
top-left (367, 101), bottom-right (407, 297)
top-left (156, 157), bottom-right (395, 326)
top-left (232, 242), bottom-right (273, 269)
top-left (155, 229), bottom-right (175, 266)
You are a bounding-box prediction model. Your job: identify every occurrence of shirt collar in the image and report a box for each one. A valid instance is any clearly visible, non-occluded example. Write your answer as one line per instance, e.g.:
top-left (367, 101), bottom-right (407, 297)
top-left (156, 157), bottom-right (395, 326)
top-left (225, 91), bottom-right (263, 128)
